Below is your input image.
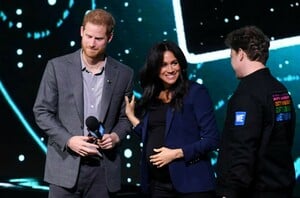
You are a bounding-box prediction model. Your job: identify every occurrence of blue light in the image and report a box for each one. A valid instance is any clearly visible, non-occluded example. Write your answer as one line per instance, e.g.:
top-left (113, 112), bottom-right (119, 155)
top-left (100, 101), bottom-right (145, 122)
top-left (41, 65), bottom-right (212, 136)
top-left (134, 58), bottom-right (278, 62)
top-left (133, 90), bottom-right (141, 99)
top-left (91, 0), bottom-right (96, 9)
top-left (69, 0), bottom-right (74, 8)
top-left (0, 11), bottom-right (7, 21)
top-left (0, 81), bottom-right (47, 154)
top-left (63, 10), bottom-right (69, 19)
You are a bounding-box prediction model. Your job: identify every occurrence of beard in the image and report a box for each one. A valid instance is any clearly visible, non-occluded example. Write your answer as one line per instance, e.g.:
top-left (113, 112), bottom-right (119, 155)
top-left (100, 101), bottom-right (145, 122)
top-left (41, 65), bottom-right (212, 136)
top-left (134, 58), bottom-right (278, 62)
top-left (83, 48), bottom-right (101, 58)
top-left (82, 42), bottom-right (106, 60)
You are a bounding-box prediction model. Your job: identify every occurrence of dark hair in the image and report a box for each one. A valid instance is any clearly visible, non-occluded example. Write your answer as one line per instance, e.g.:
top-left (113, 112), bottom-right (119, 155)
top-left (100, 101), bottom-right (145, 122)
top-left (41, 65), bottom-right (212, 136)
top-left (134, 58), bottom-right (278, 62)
top-left (82, 9), bottom-right (115, 35)
top-left (225, 26), bottom-right (270, 64)
top-left (138, 41), bottom-right (189, 112)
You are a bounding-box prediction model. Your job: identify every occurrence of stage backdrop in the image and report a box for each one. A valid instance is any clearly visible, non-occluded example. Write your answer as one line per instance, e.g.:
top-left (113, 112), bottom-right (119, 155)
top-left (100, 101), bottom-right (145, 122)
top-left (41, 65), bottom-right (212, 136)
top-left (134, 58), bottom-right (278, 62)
top-left (0, 0), bottom-right (299, 196)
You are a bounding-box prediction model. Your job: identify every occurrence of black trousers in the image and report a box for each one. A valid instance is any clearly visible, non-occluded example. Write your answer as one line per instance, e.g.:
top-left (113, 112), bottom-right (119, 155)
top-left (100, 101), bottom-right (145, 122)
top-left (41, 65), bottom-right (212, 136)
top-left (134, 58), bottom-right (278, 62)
top-left (248, 190), bottom-right (293, 198)
top-left (149, 180), bottom-right (216, 198)
top-left (216, 189), bottom-right (294, 198)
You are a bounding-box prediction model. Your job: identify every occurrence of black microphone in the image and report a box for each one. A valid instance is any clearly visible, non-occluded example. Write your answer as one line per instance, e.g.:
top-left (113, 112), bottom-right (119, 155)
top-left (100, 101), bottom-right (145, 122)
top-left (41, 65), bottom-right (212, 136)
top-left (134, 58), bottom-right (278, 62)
top-left (85, 116), bottom-right (104, 140)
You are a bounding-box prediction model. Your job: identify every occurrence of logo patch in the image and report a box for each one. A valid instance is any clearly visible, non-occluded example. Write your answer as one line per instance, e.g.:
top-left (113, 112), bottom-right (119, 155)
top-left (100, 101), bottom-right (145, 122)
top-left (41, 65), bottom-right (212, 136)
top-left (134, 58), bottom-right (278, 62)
top-left (272, 92), bottom-right (292, 122)
top-left (235, 111), bottom-right (246, 126)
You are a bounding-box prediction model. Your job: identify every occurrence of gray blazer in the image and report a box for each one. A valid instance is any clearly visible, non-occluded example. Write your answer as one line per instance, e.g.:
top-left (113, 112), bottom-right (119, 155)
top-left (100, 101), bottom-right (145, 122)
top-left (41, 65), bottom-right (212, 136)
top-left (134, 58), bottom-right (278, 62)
top-left (33, 49), bottom-right (134, 192)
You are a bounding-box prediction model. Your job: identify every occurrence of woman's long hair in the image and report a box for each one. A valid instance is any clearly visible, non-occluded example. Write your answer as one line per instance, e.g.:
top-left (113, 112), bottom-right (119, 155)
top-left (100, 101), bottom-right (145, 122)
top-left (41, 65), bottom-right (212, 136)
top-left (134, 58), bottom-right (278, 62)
top-left (138, 41), bottom-right (189, 113)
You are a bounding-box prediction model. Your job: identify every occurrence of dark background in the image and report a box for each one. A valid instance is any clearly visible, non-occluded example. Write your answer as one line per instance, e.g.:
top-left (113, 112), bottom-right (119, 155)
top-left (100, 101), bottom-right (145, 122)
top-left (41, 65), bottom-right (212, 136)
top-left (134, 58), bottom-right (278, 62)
top-left (180, 0), bottom-right (300, 54)
top-left (1, 0), bottom-right (299, 197)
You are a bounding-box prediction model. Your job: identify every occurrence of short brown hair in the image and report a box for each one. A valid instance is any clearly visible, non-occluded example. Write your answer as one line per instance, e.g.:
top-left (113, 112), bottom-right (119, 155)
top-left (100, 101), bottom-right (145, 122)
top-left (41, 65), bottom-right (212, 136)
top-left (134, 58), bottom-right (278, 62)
top-left (82, 9), bottom-right (115, 35)
top-left (225, 26), bottom-right (270, 64)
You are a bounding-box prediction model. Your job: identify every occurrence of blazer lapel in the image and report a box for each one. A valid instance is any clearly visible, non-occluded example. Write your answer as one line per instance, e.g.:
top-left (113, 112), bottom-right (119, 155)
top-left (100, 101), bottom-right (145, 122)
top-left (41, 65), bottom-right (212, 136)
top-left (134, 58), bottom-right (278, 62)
top-left (99, 57), bottom-right (118, 122)
top-left (67, 50), bottom-right (84, 126)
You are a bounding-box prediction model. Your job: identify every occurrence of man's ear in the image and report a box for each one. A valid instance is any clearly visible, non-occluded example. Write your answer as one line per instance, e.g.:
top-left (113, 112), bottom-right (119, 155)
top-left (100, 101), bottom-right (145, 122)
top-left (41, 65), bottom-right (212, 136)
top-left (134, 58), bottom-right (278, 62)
top-left (108, 33), bottom-right (113, 43)
top-left (80, 26), bottom-right (84, 37)
top-left (238, 48), bottom-right (245, 61)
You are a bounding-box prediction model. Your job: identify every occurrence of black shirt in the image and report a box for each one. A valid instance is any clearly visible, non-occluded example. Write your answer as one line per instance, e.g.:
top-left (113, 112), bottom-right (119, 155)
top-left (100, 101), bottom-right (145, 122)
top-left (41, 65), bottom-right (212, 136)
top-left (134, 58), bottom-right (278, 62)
top-left (146, 99), bottom-right (171, 182)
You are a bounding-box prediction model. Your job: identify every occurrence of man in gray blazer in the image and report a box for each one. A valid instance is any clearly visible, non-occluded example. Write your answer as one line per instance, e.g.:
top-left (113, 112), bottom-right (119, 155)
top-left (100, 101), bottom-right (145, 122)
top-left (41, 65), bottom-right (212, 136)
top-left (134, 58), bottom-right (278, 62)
top-left (33, 9), bottom-right (134, 198)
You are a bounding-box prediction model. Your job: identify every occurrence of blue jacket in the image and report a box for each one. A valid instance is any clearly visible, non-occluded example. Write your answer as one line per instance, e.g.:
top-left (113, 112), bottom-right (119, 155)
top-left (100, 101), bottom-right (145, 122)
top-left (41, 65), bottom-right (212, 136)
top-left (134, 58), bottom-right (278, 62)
top-left (134, 81), bottom-right (220, 193)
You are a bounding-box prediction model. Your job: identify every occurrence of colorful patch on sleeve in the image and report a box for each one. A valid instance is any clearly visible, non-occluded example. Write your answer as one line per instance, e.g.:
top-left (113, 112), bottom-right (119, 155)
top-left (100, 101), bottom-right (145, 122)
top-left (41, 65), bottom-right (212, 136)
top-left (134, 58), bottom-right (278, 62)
top-left (235, 111), bottom-right (247, 126)
top-left (272, 92), bottom-right (292, 122)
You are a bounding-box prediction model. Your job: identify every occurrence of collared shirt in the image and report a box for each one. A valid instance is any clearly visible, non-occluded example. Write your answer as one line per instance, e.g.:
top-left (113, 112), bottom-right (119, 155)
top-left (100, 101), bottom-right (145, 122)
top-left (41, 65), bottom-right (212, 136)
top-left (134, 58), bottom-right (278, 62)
top-left (81, 51), bottom-right (106, 136)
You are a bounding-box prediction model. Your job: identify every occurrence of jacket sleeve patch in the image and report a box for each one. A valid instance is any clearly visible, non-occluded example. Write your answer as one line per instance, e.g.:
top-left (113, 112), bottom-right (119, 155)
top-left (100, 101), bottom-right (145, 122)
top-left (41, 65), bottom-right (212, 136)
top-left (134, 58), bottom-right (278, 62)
top-left (234, 111), bottom-right (247, 126)
top-left (272, 93), bottom-right (292, 122)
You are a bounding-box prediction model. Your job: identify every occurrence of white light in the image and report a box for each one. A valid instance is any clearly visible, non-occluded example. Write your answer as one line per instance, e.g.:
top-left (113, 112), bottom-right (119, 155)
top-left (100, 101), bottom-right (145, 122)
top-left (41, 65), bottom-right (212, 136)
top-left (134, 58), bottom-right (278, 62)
top-left (16, 9), bottom-right (22, 15)
top-left (48, 0), bottom-right (57, 6)
top-left (126, 134), bottom-right (131, 139)
top-left (17, 62), bottom-right (23, 68)
top-left (124, 49), bottom-right (130, 54)
top-left (196, 78), bottom-right (203, 84)
top-left (16, 49), bottom-right (23, 55)
top-left (127, 178), bottom-right (132, 183)
top-left (37, 54), bottom-right (42, 59)
top-left (16, 22), bottom-right (22, 28)
top-left (137, 17), bottom-right (142, 22)
top-left (124, 2), bottom-right (129, 7)
top-left (70, 40), bottom-right (76, 47)
top-left (173, 0), bottom-right (300, 63)
top-left (224, 18), bottom-right (229, 23)
top-left (18, 154), bottom-right (25, 161)
top-left (234, 15), bottom-right (240, 20)
top-left (270, 8), bottom-right (275, 12)
top-left (126, 163), bottom-right (131, 168)
top-left (124, 149), bottom-right (132, 158)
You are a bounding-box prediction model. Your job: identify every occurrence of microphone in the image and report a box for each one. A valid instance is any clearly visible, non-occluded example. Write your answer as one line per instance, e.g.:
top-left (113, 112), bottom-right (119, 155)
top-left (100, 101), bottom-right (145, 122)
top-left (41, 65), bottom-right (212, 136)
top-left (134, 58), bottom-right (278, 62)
top-left (85, 116), bottom-right (104, 140)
